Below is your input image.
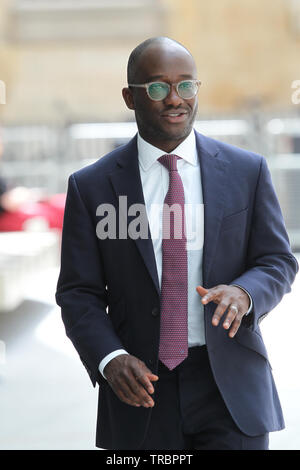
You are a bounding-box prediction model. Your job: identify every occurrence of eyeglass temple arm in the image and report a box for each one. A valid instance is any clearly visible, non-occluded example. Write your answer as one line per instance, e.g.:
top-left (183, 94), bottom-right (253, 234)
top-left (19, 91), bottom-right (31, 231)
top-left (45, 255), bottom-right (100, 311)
top-left (128, 84), bottom-right (148, 88)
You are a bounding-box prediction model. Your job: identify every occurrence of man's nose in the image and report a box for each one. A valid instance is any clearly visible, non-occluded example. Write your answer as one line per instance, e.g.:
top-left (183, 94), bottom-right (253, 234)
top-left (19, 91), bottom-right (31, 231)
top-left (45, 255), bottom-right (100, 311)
top-left (163, 84), bottom-right (184, 107)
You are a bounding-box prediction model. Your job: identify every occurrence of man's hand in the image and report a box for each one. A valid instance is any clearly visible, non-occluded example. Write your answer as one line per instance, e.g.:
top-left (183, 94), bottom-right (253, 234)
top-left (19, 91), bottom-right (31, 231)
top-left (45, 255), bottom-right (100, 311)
top-left (196, 284), bottom-right (250, 338)
top-left (104, 354), bottom-right (159, 408)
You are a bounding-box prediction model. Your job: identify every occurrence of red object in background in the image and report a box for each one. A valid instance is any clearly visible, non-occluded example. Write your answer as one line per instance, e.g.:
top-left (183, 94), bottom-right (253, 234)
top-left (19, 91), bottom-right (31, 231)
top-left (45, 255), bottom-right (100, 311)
top-left (0, 193), bottom-right (66, 232)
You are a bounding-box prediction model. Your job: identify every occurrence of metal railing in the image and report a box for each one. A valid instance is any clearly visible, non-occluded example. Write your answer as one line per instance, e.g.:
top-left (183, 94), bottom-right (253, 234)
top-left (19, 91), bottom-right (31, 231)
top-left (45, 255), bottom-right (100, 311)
top-left (1, 115), bottom-right (300, 249)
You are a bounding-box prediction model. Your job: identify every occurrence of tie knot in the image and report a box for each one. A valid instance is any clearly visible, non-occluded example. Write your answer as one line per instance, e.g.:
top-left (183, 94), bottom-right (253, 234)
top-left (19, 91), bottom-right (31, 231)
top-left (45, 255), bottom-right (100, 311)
top-left (158, 154), bottom-right (181, 172)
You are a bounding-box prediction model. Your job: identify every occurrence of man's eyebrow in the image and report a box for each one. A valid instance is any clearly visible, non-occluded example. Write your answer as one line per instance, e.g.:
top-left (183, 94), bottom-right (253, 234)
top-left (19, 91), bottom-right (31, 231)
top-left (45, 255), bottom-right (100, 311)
top-left (144, 75), bottom-right (165, 82)
top-left (144, 73), bottom-right (194, 82)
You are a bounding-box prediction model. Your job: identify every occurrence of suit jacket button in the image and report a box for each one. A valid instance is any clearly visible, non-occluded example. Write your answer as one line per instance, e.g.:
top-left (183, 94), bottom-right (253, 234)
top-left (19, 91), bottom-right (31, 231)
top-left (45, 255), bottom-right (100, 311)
top-left (151, 307), bottom-right (159, 317)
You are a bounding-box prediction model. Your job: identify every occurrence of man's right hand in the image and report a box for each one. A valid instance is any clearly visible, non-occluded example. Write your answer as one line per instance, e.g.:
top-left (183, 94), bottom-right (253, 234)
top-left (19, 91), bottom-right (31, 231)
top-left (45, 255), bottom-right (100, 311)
top-left (104, 354), bottom-right (159, 408)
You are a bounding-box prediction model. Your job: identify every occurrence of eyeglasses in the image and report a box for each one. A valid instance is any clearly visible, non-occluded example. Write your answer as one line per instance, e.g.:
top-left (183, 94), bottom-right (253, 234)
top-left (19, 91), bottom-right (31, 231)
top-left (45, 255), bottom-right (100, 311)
top-left (128, 79), bottom-right (201, 101)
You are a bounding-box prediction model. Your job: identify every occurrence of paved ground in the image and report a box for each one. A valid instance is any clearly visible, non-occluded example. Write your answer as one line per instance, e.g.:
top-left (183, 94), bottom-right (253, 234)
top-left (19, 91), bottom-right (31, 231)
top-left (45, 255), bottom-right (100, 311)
top-left (0, 256), bottom-right (299, 450)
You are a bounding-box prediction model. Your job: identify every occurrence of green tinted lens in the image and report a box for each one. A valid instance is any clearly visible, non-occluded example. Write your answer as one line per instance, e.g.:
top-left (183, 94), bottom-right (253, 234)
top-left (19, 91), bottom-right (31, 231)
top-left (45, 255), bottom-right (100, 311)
top-left (148, 82), bottom-right (169, 100)
top-left (178, 80), bottom-right (197, 99)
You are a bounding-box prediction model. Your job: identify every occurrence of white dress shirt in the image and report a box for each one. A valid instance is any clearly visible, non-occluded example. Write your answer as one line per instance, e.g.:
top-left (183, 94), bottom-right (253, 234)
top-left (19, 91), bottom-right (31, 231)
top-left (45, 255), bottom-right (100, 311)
top-left (99, 130), bottom-right (252, 378)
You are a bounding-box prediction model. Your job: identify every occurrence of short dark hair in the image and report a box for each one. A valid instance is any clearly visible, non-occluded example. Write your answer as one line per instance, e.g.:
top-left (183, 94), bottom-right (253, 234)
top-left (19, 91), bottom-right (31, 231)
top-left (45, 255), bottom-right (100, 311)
top-left (127, 36), bottom-right (192, 84)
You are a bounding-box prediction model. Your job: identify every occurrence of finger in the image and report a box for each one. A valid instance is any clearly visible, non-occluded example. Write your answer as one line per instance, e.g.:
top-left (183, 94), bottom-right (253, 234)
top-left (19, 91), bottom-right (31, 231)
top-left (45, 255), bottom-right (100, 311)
top-left (126, 372), bottom-right (155, 407)
top-left (124, 379), bottom-right (154, 408)
top-left (132, 363), bottom-right (159, 392)
top-left (131, 372), bottom-right (158, 405)
top-left (223, 304), bottom-right (239, 330)
top-left (228, 314), bottom-right (243, 338)
top-left (118, 389), bottom-right (145, 408)
top-left (118, 389), bottom-right (140, 407)
top-left (196, 285), bottom-right (209, 297)
top-left (138, 373), bottom-right (159, 394)
top-left (109, 366), bottom-right (154, 408)
top-left (113, 380), bottom-right (143, 407)
top-left (212, 300), bottom-right (230, 326)
top-left (200, 287), bottom-right (220, 305)
top-left (148, 373), bottom-right (159, 381)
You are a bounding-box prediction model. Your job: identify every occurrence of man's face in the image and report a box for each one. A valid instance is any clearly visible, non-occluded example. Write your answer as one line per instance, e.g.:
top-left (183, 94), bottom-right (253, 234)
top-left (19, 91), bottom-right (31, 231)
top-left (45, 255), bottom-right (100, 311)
top-left (123, 43), bottom-right (199, 152)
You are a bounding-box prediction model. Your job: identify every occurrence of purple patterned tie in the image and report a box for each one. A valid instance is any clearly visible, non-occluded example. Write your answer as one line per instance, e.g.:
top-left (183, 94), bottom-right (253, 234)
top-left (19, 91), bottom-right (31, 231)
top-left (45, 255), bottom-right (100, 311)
top-left (157, 154), bottom-right (188, 370)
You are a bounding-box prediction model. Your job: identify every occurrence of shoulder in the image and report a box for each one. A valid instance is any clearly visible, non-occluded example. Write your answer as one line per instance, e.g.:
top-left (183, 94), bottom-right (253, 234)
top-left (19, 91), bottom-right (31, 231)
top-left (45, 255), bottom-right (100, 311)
top-left (71, 135), bottom-right (137, 187)
top-left (195, 131), bottom-right (264, 168)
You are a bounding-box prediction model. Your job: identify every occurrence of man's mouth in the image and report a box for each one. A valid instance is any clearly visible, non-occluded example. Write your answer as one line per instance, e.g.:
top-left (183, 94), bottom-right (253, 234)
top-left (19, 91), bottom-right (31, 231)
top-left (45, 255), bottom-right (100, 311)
top-left (161, 111), bottom-right (188, 123)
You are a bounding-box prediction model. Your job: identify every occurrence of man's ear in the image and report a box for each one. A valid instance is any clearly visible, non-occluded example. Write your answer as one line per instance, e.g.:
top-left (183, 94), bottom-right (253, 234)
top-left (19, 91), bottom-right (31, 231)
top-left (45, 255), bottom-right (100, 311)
top-left (122, 87), bottom-right (135, 110)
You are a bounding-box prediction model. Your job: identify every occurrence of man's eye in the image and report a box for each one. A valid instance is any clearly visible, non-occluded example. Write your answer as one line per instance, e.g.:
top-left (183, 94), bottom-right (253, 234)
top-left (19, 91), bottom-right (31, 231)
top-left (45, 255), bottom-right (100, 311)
top-left (180, 81), bottom-right (192, 89)
top-left (148, 83), bottom-right (169, 99)
top-left (151, 83), bottom-right (166, 90)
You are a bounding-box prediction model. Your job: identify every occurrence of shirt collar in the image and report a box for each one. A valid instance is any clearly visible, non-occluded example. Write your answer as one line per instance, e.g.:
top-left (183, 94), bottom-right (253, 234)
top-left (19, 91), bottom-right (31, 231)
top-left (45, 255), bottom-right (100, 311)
top-left (137, 129), bottom-right (198, 172)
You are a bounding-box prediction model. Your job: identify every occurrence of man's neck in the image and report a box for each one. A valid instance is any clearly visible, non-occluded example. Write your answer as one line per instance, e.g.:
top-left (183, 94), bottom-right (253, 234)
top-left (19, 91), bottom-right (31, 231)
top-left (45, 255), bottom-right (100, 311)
top-left (138, 131), bottom-right (193, 154)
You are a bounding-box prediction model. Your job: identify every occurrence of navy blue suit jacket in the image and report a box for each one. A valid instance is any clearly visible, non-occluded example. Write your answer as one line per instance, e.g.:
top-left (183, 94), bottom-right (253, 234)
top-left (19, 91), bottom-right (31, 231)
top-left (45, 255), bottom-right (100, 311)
top-left (56, 131), bottom-right (298, 449)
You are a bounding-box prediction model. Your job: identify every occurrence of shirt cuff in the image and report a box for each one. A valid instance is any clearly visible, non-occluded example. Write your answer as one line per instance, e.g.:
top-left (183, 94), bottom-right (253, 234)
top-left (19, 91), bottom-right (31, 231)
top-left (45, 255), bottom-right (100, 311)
top-left (231, 284), bottom-right (253, 315)
top-left (98, 349), bottom-right (129, 379)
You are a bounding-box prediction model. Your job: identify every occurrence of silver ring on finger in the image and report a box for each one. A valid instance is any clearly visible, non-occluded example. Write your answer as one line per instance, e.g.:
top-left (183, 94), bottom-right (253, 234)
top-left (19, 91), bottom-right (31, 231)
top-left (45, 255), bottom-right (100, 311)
top-left (230, 304), bottom-right (238, 314)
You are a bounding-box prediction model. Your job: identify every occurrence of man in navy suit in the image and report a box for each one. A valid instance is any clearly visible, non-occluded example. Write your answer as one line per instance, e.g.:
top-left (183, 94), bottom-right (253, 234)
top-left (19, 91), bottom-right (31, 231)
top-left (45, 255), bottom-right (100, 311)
top-left (56, 37), bottom-right (298, 450)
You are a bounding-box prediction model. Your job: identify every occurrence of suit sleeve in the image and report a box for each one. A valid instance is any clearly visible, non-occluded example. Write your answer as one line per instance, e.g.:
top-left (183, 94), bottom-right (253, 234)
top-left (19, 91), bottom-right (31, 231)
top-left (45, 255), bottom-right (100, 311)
top-left (56, 174), bottom-right (125, 386)
top-left (230, 156), bottom-right (299, 331)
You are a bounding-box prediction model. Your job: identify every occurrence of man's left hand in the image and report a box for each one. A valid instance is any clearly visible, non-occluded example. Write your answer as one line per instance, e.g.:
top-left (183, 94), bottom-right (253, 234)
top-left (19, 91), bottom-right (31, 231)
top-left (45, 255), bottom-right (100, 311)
top-left (196, 284), bottom-right (250, 338)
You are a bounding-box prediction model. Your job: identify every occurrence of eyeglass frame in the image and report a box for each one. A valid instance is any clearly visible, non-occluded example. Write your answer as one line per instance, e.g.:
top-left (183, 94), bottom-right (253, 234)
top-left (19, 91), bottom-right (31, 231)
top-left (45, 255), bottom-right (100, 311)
top-left (128, 79), bottom-right (201, 101)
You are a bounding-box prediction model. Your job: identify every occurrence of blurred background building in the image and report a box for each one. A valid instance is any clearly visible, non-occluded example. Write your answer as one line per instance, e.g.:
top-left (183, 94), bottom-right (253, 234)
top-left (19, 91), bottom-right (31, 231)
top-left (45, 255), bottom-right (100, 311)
top-left (1, 0), bottom-right (300, 244)
top-left (0, 0), bottom-right (300, 121)
top-left (0, 0), bottom-right (299, 450)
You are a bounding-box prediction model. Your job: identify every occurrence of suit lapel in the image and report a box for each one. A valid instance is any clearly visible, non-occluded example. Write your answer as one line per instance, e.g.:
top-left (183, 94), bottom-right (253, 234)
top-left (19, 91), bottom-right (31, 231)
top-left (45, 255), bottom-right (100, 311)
top-left (195, 132), bottom-right (229, 286)
top-left (109, 136), bottom-right (160, 295)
